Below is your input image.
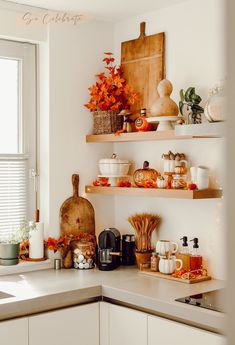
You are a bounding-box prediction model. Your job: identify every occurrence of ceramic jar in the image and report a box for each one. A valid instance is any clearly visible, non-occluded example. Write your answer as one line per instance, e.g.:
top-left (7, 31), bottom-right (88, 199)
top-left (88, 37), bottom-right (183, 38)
top-left (159, 256), bottom-right (183, 274)
top-left (98, 154), bottom-right (130, 176)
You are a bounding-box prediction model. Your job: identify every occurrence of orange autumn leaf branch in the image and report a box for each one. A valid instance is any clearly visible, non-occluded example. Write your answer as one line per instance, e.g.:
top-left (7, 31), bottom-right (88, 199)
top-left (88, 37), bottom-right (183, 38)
top-left (84, 52), bottom-right (138, 112)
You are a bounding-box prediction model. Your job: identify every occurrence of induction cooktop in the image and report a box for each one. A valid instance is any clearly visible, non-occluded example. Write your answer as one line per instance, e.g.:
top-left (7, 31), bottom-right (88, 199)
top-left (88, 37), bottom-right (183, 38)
top-left (175, 289), bottom-right (226, 313)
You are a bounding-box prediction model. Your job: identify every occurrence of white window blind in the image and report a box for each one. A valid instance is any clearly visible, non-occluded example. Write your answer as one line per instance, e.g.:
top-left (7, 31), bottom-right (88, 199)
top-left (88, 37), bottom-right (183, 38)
top-left (0, 39), bottom-right (37, 241)
top-left (0, 156), bottom-right (28, 241)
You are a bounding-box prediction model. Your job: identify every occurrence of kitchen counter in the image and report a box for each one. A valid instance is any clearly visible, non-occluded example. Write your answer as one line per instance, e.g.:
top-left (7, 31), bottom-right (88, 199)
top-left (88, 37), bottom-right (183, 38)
top-left (0, 267), bottom-right (226, 333)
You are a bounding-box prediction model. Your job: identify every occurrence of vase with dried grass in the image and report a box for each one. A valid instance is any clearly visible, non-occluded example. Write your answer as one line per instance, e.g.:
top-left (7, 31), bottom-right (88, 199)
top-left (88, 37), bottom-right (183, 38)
top-left (128, 213), bottom-right (161, 269)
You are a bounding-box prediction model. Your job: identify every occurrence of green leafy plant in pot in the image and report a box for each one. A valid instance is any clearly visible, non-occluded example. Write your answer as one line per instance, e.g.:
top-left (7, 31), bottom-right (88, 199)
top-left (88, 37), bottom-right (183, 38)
top-left (179, 87), bottom-right (204, 124)
top-left (0, 221), bottom-right (36, 266)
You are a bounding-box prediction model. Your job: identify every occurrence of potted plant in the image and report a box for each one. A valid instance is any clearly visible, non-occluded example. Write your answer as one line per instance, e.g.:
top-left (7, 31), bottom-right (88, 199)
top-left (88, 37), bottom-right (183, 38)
top-left (179, 87), bottom-right (204, 124)
top-left (0, 220), bottom-right (36, 266)
top-left (85, 52), bottom-right (138, 135)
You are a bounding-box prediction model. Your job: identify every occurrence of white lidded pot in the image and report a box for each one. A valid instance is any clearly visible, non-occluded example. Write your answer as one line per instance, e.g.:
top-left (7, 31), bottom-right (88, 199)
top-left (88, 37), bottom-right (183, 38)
top-left (99, 154), bottom-right (130, 176)
top-left (159, 256), bottom-right (183, 275)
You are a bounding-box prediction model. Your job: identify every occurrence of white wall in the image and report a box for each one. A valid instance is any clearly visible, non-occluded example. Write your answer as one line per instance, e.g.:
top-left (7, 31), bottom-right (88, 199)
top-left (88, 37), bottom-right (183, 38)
top-left (0, 2), bottom-right (115, 238)
top-left (46, 20), bottom-right (115, 237)
top-left (0, 0), bottom-right (47, 42)
top-left (112, 0), bottom-right (225, 279)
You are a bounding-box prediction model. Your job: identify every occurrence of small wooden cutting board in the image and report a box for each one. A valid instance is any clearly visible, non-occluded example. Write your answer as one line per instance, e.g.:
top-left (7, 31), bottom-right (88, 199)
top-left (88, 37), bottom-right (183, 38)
top-left (121, 22), bottom-right (165, 114)
top-left (60, 174), bottom-right (95, 236)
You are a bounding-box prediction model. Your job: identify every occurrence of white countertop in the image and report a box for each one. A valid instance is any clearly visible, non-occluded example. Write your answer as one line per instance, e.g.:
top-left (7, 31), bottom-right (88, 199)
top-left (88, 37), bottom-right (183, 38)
top-left (0, 267), bottom-right (226, 333)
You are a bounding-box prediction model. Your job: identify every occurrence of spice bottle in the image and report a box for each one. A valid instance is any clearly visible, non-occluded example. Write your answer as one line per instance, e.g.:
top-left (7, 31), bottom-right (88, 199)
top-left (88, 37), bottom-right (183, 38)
top-left (150, 252), bottom-right (159, 272)
top-left (177, 236), bottom-right (190, 270)
top-left (135, 108), bottom-right (152, 132)
top-left (189, 238), bottom-right (202, 272)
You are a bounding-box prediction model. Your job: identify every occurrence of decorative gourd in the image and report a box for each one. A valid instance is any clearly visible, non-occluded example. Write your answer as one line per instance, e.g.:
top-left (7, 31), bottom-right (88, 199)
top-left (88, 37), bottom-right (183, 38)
top-left (150, 79), bottom-right (179, 117)
top-left (133, 161), bottom-right (159, 187)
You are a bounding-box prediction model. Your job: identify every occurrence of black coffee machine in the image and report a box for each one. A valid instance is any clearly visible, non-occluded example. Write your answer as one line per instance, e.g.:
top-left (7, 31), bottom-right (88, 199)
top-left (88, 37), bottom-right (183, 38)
top-left (97, 228), bottom-right (121, 271)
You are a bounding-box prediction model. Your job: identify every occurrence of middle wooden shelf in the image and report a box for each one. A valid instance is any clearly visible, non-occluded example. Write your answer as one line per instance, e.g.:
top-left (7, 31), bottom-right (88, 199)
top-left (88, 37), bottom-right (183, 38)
top-left (85, 186), bottom-right (222, 199)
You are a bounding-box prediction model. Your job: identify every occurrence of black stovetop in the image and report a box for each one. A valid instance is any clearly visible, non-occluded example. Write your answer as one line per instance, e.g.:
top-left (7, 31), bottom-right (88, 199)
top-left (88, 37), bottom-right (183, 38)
top-left (175, 289), bottom-right (225, 313)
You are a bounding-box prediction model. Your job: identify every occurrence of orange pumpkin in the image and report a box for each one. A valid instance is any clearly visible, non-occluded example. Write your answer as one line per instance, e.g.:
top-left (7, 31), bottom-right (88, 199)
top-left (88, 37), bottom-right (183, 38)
top-left (133, 161), bottom-right (159, 187)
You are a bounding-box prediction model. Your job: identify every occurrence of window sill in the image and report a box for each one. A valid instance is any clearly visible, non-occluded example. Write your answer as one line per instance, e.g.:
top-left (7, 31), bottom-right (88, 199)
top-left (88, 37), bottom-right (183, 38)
top-left (0, 259), bottom-right (52, 276)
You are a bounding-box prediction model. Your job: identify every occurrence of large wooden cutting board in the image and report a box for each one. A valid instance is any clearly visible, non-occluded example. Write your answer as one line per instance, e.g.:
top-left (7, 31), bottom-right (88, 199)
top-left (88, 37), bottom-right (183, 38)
top-left (121, 22), bottom-right (165, 114)
top-left (60, 174), bottom-right (95, 236)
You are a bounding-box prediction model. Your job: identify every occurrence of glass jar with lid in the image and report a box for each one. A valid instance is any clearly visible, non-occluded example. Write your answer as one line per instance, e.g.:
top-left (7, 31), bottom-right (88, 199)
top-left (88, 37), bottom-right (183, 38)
top-left (204, 81), bottom-right (226, 122)
top-left (73, 240), bottom-right (96, 269)
top-left (171, 175), bottom-right (187, 189)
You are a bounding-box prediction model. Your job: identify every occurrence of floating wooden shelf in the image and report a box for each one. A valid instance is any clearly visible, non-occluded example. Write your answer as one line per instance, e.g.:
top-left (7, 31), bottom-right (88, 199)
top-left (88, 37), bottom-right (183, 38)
top-left (85, 186), bottom-right (222, 199)
top-left (86, 130), bottom-right (221, 143)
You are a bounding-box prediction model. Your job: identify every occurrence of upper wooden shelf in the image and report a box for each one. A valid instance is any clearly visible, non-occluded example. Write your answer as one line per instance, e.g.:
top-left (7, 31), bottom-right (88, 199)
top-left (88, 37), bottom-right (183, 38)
top-left (85, 186), bottom-right (222, 199)
top-left (86, 130), bottom-right (221, 143)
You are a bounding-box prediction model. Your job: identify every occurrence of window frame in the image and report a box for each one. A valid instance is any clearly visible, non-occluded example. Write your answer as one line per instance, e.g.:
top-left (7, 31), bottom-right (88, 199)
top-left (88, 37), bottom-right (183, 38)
top-left (0, 38), bottom-right (37, 224)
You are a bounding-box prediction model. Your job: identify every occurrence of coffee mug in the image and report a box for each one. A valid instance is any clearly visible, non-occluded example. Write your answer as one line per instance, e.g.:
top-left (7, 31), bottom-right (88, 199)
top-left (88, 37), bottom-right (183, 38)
top-left (159, 256), bottom-right (183, 274)
top-left (156, 240), bottom-right (178, 256)
top-left (197, 166), bottom-right (209, 189)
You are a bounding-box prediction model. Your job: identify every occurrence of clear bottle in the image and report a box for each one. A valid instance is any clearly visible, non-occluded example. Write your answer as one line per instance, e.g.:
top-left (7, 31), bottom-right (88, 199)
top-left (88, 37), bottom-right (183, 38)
top-left (177, 236), bottom-right (190, 270)
top-left (150, 252), bottom-right (159, 272)
top-left (189, 238), bottom-right (202, 272)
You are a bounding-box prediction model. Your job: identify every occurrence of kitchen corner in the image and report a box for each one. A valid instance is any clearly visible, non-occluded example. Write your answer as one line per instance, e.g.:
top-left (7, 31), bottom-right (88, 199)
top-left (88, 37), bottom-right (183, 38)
top-left (0, 0), bottom-right (230, 344)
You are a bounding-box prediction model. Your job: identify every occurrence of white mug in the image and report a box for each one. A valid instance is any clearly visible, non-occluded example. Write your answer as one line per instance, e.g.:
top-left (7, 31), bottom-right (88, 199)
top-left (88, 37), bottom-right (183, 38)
top-left (197, 166), bottom-right (209, 189)
top-left (156, 240), bottom-right (178, 256)
top-left (190, 167), bottom-right (198, 184)
top-left (159, 256), bottom-right (183, 274)
top-left (190, 166), bottom-right (210, 189)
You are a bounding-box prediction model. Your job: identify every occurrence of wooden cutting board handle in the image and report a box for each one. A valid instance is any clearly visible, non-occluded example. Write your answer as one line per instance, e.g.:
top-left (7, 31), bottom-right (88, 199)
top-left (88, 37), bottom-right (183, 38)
top-left (139, 22), bottom-right (146, 39)
top-left (72, 174), bottom-right (79, 197)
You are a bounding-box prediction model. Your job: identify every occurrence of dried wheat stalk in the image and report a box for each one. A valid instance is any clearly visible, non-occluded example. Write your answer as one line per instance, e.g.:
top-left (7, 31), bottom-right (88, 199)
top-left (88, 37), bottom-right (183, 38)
top-left (128, 213), bottom-right (161, 252)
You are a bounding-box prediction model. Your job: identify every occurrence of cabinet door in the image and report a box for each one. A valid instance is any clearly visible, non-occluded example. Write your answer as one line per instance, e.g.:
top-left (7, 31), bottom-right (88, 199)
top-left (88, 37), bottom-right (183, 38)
top-left (109, 304), bottom-right (147, 345)
top-left (148, 315), bottom-right (226, 345)
top-left (100, 302), bottom-right (109, 345)
top-left (29, 302), bottom-right (99, 345)
top-left (0, 317), bottom-right (28, 345)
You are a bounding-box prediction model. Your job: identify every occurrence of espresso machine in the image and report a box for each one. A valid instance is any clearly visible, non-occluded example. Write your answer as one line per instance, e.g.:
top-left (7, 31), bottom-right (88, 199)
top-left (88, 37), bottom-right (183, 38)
top-left (97, 228), bottom-right (121, 271)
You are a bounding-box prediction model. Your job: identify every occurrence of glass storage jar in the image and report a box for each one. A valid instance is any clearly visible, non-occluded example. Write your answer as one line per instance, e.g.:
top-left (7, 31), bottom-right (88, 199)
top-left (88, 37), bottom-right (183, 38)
top-left (204, 82), bottom-right (225, 122)
top-left (171, 175), bottom-right (187, 189)
top-left (73, 240), bottom-right (96, 269)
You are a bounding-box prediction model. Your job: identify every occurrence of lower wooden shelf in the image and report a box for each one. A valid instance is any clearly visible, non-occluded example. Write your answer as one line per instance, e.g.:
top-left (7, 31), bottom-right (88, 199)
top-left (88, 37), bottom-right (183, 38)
top-left (85, 186), bottom-right (222, 199)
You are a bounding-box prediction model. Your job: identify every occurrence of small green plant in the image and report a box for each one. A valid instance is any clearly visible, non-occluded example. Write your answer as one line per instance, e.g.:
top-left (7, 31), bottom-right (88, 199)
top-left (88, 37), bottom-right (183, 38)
top-left (179, 87), bottom-right (204, 124)
top-left (1, 220), bottom-right (37, 244)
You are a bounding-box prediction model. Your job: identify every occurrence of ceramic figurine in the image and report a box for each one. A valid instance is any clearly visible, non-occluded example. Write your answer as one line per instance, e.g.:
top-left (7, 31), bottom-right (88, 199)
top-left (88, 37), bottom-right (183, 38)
top-left (150, 79), bottom-right (179, 117)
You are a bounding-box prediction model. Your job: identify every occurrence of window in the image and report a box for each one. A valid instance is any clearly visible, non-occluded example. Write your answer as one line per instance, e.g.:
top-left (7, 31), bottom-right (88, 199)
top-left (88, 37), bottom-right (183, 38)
top-left (0, 39), bottom-right (37, 241)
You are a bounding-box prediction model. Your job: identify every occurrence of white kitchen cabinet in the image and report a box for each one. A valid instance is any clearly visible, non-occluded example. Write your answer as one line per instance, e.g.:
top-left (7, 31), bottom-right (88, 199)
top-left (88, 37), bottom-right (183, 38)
top-left (29, 302), bottom-right (99, 345)
top-left (0, 317), bottom-right (28, 345)
top-left (100, 302), bottom-right (147, 345)
top-left (148, 315), bottom-right (226, 345)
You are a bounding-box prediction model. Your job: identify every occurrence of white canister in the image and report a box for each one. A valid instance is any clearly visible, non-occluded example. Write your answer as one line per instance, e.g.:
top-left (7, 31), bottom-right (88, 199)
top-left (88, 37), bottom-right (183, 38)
top-left (159, 256), bottom-right (183, 274)
top-left (29, 222), bottom-right (44, 259)
top-left (98, 154), bottom-right (130, 176)
top-left (156, 240), bottom-right (178, 256)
